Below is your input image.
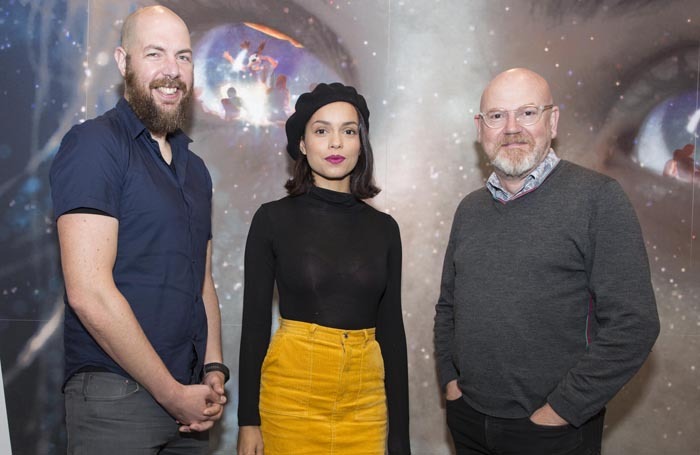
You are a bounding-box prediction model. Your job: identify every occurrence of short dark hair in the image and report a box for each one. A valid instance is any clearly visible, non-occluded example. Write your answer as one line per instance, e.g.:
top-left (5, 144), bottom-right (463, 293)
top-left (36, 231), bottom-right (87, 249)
top-left (284, 109), bottom-right (380, 199)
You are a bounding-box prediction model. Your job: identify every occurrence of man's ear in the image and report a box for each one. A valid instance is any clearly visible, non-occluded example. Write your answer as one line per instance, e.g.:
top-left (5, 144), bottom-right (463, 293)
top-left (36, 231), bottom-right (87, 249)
top-left (474, 116), bottom-right (483, 144)
top-left (114, 46), bottom-right (128, 77)
top-left (549, 106), bottom-right (560, 139)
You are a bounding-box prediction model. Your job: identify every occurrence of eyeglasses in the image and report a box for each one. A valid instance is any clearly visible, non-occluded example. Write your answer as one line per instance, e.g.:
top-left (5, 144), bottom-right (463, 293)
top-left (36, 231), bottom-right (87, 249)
top-left (476, 104), bottom-right (554, 129)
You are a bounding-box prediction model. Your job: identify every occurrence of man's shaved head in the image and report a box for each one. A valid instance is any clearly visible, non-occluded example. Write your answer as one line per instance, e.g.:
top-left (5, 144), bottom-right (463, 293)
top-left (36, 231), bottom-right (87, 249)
top-left (480, 68), bottom-right (553, 112)
top-left (120, 5), bottom-right (189, 52)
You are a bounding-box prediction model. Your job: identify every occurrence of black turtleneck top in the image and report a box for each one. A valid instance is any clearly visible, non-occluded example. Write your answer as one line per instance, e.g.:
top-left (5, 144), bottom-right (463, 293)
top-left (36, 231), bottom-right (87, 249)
top-left (238, 186), bottom-right (410, 454)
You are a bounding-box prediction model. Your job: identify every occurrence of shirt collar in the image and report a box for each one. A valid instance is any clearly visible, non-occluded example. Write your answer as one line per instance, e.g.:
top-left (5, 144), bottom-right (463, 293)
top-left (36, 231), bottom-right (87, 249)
top-left (115, 98), bottom-right (192, 145)
top-left (486, 149), bottom-right (560, 203)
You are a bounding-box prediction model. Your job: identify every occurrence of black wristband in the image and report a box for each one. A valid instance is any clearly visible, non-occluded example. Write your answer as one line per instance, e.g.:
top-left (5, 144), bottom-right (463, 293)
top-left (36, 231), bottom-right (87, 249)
top-left (203, 362), bottom-right (230, 383)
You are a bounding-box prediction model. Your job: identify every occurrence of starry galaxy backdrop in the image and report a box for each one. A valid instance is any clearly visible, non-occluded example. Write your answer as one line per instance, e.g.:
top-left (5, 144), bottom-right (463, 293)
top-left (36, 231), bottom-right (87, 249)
top-left (1, 1), bottom-right (699, 454)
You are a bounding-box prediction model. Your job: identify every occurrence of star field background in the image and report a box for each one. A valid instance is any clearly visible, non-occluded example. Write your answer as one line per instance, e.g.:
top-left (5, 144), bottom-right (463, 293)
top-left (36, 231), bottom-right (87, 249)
top-left (0, 1), bottom-right (699, 454)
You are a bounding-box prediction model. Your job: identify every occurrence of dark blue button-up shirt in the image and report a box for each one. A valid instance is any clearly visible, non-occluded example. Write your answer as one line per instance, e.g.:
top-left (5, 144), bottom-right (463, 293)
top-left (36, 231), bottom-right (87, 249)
top-left (50, 98), bottom-right (212, 386)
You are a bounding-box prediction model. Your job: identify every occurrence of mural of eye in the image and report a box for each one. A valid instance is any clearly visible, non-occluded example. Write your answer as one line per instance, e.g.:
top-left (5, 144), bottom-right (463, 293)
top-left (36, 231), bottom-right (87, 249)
top-left (194, 23), bottom-right (343, 126)
top-left (635, 91), bottom-right (699, 177)
top-left (597, 44), bottom-right (699, 181)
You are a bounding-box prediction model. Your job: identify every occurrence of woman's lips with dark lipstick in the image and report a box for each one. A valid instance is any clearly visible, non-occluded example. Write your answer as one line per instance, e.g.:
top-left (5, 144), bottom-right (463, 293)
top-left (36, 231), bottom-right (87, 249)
top-left (325, 155), bottom-right (345, 164)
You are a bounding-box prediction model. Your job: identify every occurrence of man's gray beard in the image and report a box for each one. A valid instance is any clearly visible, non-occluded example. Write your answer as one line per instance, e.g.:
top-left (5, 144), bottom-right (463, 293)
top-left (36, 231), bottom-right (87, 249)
top-left (492, 148), bottom-right (538, 179)
top-left (124, 68), bottom-right (192, 136)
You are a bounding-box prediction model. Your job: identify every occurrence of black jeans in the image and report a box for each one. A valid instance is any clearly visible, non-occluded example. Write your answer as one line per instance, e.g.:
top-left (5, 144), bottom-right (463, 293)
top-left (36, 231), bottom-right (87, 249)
top-left (64, 372), bottom-right (209, 455)
top-left (446, 397), bottom-right (605, 455)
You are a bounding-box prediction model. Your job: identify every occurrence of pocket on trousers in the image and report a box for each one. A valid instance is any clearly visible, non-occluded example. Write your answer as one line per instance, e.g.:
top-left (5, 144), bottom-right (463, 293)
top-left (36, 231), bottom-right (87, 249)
top-left (527, 419), bottom-right (573, 431)
top-left (445, 395), bottom-right (467, 430)
top-left (81, 373), bottom-right (140, 402)
top-left (522, 418), bottom-right (583, 452)
top-left (445, 395), bottom-right (464, 406)
top-left (354, 341), bottom-right (387, 422)
top-left (259, 331), bottom-right (312, 417)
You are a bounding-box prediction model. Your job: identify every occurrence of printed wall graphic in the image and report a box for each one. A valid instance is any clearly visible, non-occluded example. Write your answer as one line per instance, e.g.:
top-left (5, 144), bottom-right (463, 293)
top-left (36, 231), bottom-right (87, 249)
top-left (0, 1), bottom-right (698, 453)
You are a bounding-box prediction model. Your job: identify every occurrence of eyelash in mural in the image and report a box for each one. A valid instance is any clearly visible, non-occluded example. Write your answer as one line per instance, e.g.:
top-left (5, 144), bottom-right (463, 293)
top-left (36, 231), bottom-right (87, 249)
top-left (598, 43), bottom-right (699, 177)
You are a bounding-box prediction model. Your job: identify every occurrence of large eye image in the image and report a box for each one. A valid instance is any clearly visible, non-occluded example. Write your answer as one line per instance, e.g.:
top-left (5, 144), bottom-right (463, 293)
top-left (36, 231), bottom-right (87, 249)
top-left (598, 45), bottom-right (699, 181)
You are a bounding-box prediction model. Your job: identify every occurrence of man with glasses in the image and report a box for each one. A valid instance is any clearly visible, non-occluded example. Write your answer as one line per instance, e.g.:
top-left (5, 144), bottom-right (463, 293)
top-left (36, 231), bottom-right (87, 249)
top-left (434, 68), bottom-right (659, 454)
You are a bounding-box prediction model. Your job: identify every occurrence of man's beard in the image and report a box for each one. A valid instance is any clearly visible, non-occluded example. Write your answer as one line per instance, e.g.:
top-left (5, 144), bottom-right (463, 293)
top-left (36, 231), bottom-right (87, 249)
top-left (125, 64), bottom-right (192, 136)
top-left (491, 133), bottom-right (544, 179)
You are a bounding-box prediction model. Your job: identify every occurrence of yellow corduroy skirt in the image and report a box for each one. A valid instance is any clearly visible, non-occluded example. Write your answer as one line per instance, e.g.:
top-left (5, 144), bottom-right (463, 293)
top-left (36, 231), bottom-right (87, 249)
top-left (259, 318), bottom-right (387, 455)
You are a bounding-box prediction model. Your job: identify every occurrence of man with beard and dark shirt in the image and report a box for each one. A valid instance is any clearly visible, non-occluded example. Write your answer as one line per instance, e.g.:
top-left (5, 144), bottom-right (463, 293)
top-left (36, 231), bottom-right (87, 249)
top-left (50, 6), bottom-right (228, 454)
top-left (434, 68), bottom-right (659, 455)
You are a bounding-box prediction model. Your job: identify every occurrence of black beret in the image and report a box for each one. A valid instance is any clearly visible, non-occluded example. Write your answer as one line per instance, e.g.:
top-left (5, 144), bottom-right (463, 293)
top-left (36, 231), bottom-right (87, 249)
top-left (285, 82), bottom-right (370, 160)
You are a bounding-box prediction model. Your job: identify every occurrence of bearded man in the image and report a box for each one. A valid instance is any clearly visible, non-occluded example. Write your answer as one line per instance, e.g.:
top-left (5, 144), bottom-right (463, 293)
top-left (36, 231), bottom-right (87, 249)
top-left (433, 68), bottom-right (659, 455)
top-left (50, 6), bottom-right (228, 454)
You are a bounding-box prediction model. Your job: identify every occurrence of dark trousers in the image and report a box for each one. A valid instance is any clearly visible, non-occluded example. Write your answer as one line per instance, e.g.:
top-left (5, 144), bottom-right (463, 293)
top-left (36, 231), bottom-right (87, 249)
top-left (64, 372), bottom-right (209, 455)
top-left (446, 397), bottom-right (605, 455)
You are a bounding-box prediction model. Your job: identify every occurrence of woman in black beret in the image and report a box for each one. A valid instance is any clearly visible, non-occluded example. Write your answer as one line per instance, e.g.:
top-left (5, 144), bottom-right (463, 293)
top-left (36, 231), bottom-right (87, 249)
top-left (237, 83), bottom-right (410, 454)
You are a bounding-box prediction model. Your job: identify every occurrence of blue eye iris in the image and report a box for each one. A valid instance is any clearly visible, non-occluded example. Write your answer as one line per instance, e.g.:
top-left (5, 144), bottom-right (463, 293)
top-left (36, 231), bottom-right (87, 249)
top-left (635, 91), bottom-right (699, 173)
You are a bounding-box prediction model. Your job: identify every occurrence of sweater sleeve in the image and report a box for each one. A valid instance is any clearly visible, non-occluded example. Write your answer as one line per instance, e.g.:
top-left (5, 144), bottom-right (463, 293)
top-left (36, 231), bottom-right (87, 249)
top-left (237, 205), bottom-right (276, 426)
top-left (547, 180), bottom-right (660, 427)
top-left (433, 207), bottom-right (460, 389)
top-left (375, 217), bottom-right (411, 454)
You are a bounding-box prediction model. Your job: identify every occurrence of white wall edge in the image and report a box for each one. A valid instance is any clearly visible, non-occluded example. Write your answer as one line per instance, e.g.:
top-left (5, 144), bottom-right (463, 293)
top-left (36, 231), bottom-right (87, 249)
top-left (0, 359), bottom-right (12, 455)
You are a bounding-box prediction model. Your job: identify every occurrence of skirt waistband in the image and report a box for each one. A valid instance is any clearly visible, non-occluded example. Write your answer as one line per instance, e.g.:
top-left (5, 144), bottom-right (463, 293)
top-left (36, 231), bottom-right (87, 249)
top-left (278, 318), bottom-right (376, 344)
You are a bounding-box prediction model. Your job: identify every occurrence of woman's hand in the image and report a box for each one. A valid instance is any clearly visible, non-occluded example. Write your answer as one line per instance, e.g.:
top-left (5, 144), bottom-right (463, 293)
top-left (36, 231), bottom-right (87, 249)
top-left (237, 425), bottom-right (264, 455)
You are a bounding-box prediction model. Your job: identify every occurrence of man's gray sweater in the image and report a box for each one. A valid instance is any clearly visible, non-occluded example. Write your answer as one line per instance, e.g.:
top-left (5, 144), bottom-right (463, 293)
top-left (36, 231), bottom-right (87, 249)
top-left (434, 160), bottom-right (660, 427)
